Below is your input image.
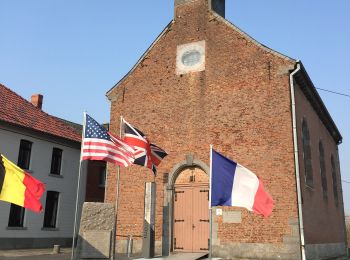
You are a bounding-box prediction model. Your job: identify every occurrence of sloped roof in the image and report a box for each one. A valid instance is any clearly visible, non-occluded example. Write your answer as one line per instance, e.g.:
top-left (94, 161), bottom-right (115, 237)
top-left (53, 116), bottom-right (83, 136)
top-left (294, 62), bottom-right (342, 144)
top-left (0, 84), bottom-right (81, 143)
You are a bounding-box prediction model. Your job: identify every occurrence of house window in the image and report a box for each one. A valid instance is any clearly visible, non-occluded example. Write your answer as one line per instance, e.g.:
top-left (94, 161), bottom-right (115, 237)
top-left (319, 141), bottom-right (327, 198)
top-left (7, 140), bottom-right (33, 227)
top-left (43, 191), bottom-right (59, 228)
top-left (50, 148), bottom-right (62, 175)
top-left (18, 140), bottom-right (32, 170)
top-left (99, 167), bottom-right (106, 187)
top-left (302, 120), bottom-right (313, 187)
top-left (331, 155), bottom-right (339, 206)
top-left (8, 204), bottom-right (25, 227)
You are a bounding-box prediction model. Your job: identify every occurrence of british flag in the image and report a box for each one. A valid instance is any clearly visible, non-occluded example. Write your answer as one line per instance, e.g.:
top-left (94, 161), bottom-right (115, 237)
top-left (122, 118), bottom-right (167, 174)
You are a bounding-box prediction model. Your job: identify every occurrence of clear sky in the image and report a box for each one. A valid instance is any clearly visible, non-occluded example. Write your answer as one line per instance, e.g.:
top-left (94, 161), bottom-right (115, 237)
top-left (1, 1), bottom-right (349, 212)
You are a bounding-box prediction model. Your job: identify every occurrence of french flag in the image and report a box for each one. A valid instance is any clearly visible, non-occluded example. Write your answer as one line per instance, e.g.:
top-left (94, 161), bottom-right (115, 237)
top-left (211, 149), bottom-right (274, 217)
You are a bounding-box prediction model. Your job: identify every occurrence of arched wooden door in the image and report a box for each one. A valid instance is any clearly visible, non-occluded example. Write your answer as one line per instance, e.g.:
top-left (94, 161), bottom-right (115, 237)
top-left (173, 167), bottom-right (209, 252)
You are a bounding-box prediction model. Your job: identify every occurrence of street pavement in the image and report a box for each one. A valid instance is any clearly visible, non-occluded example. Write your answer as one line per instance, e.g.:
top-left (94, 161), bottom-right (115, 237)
top-left (0, 248), bottom-right (71, 260)
top-left (0, 249), bottom-right (209, 260)
top-left (0, 254), bottom-right (70, 260)
top-left (0, 248), bottom-right (348, 260)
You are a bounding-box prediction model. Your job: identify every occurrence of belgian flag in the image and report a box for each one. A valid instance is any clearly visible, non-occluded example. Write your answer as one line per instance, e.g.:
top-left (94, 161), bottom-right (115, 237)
top-left (0, 154), bottom-right (45, 212)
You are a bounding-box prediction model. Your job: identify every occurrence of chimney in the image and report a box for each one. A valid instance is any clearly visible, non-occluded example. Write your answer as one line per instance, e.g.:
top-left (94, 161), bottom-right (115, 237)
top-left (31, 94), bottom-right (43, 109)
top-left (174, 0), bottom-right (225, 18)
top-left (210, 0), bottom-right (225, 17)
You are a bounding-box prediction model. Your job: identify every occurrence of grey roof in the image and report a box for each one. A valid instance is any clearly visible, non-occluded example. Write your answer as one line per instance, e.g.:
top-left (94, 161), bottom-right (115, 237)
top-left (294, 61), bottom-right (342, 144)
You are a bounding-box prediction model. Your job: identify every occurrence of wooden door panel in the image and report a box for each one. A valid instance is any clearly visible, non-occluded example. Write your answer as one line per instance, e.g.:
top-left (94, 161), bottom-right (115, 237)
top-left (192, 187), bottom-right (209, 252)
top-left (173, 187), bottom-right (193, 251)
top-left (173, 184), bottom-right (209, 253)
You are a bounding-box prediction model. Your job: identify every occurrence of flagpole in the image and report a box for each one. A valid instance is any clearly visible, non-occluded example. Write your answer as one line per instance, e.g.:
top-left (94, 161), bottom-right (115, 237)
top-left (71, 112), bottom-right (87, 260)
top-left (209, 145), bottom-right (213, 260)
top-left (113, 115), bottom-right (123, 259)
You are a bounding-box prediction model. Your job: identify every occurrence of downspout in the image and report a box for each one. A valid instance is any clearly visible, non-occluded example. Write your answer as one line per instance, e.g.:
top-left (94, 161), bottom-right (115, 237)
top-left (289, 62), bottom-right (306, 260)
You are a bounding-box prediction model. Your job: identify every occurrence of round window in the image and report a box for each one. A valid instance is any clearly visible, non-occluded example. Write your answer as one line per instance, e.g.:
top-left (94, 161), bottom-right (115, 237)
top-left (181, 50), bottom-right (201, 66)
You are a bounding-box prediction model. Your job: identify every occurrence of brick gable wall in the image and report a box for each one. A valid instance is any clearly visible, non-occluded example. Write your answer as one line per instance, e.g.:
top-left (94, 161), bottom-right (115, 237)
top-left (106, 0), bottom-right (302, 258)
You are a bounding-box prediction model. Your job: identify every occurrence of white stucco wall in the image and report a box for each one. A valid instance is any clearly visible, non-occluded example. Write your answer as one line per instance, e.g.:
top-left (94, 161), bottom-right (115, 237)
top-left (0, 126), bottom-right (85, 240)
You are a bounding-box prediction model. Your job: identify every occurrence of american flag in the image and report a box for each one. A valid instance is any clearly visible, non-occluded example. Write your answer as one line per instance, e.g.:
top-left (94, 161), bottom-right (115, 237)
top-left (82, 114), bottom-right (135, 167)
top-left (122, 118), bottom-right (167, 174)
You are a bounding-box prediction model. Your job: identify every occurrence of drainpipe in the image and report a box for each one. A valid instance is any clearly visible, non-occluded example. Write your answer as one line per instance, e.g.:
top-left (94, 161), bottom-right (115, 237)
top-left (289, 62), bottom-right (306, 260)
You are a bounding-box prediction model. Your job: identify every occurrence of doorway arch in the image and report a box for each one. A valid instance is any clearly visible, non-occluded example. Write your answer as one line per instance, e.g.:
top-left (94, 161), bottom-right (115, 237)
top-left (162, 154), bottom-right (209, 256)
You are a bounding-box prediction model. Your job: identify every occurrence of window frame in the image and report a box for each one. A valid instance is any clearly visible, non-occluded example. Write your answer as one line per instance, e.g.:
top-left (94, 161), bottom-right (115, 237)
top-left (43, 191), bottom-right (60, 228)
top-left (318, 141), bottom-right (328, 198)
top-left (50, 148), bottom-right (63, 175)
top-left (331, 155), bottom-right (339, 206)
top-left (8, 204), bottom-right (26, 228)
top-left (17, 139), bottom-right (32, 170)
top-left (176, 40), bottom-right (206, 75)
top-left (301, 119), bottom-right (314, 188)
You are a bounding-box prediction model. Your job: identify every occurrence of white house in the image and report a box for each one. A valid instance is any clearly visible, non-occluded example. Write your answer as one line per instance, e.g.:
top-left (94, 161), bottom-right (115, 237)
top-left (0, 84), bottom-right (86, 249)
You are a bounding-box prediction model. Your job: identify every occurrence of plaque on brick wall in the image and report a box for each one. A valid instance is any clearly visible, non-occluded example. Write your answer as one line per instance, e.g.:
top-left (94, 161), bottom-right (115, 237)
top-left (223, 211), bottom-right (241, 223)
top-left (81, 231), bottom-right (111, 259)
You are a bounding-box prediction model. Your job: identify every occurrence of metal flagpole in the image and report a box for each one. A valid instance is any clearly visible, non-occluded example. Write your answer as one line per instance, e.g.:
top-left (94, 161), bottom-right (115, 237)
top-left (113, 115), bottom-right (123, 259)
top-left (71, 112), bottom-right (87, 260)
top-left (209, 145), bottom-right (213, 260)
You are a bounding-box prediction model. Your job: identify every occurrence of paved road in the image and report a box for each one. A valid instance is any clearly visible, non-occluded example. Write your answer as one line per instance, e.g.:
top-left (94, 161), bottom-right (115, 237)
top-left (0, 248), bottom-right (71, 260)
top-left (0, 252), bottom-right (211, 260)
top-left (0, 253), bottom-right (70, 260)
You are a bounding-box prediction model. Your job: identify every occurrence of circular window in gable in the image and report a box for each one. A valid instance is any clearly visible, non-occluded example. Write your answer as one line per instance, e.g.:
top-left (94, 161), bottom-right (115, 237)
top-left (181, 50), bottom-right (201, 67)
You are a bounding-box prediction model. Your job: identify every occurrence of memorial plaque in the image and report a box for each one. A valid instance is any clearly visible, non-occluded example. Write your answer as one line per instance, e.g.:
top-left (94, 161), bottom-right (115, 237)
top-left (81, 231), bottom-right (111, 259)
top-left (223, 211), bottom-right (241, 223)
top-left (74, 203), bottom-right (115, 260)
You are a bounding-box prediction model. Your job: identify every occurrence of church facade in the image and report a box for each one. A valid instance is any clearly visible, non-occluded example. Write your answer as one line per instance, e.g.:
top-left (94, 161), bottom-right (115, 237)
top-left (105, 0), bottom-right (348, 259)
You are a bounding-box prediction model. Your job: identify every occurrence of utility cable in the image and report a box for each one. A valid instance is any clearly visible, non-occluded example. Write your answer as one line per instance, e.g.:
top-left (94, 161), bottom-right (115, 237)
top-left (316, 87), bottom-right (350, 98)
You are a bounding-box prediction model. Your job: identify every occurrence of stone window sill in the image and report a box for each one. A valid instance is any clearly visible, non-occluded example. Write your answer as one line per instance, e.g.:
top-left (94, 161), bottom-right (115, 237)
top-left (7, 227), bottom-right (28, 230)
top-left (49, 174), bottom-right (63, 178)
top-left (41, 227), bottom-right (59, 231)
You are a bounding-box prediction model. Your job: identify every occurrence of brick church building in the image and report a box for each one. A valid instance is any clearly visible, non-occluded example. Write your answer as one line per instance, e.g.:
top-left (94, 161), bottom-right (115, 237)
top-left (105, 0), bottom-right (348, 259)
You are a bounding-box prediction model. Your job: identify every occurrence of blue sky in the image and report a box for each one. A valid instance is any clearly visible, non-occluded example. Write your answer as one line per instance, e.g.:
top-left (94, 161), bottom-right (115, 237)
top-left (1, 1), bottom-right (349, 212)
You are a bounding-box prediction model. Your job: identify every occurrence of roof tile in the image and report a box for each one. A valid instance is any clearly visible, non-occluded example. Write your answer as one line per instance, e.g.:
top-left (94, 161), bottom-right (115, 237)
top-left (0, 84), bottom-right (81, 143)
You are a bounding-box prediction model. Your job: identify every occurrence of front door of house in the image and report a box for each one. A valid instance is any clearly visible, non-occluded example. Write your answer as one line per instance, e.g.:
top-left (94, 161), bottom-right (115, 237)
top-left (173, 181), bottom-right (209, 252)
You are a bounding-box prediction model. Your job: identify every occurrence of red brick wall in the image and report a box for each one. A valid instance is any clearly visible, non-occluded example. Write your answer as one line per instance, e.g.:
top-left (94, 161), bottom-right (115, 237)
top-left (295, 83), bottom-right (346, 244)
top-left (106, 0), bottom-right (298, 247)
